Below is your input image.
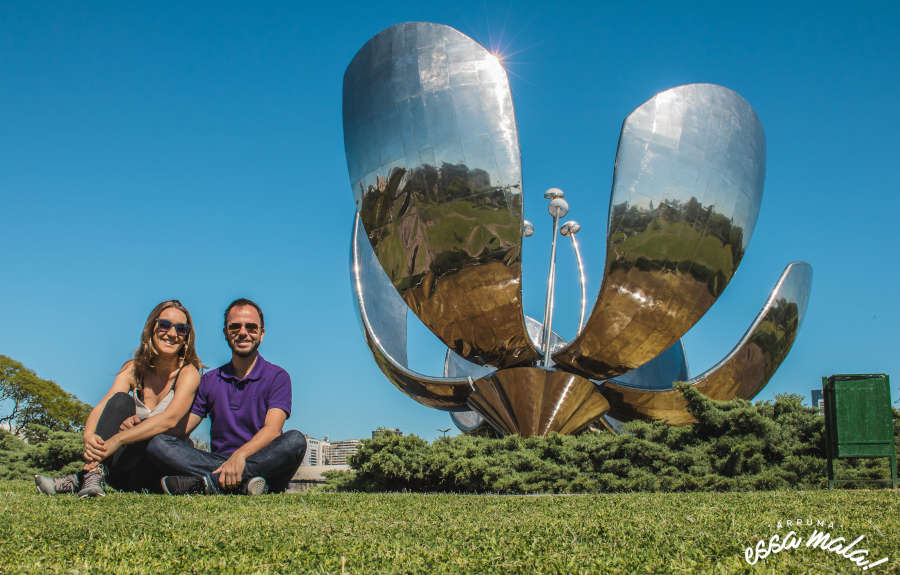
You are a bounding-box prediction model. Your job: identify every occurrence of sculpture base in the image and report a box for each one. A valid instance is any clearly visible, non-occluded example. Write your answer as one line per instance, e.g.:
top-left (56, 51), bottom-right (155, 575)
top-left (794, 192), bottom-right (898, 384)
top-left (467, 367), bottom-right (609, 437)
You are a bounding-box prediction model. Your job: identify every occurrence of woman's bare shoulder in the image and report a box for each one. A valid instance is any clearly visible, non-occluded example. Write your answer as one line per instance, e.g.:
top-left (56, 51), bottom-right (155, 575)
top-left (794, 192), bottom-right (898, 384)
top-left (109, 360), bottom-right (137, 392)
top-left (178, 363), bottom-right (202, 385)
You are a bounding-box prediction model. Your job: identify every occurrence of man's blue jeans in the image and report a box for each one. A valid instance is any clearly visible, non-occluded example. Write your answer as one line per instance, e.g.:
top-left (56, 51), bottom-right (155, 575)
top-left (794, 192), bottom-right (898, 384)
top-left (147, 430), bottom-right (306, 493)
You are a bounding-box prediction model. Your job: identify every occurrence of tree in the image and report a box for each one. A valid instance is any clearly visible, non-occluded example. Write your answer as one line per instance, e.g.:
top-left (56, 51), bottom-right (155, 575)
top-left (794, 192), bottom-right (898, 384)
top-left (0, 355), bottom-right (91, 435)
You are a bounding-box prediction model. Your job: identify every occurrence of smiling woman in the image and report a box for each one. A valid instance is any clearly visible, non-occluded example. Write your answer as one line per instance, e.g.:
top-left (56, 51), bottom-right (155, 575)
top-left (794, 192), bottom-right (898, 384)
top-left (34, 300), bottom-right (204, 497)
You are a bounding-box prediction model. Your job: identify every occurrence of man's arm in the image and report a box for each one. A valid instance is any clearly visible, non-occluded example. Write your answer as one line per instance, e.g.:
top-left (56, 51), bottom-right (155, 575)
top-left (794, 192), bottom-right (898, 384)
top-left (213, 408), bottom-right (287, 489)
top-left (182, 413), bottom-right (205, 436)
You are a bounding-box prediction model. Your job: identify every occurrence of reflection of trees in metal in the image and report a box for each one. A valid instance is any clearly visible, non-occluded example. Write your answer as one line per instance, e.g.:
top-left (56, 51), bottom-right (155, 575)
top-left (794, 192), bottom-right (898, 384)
top-left (601, 263), bottom-right (812, 425)
top-left (608, 197), bottom-right (744, 295)
top-left (344, 22), bottom-right (812, 437)
top-left (360, 163), bottom-right (521, 294)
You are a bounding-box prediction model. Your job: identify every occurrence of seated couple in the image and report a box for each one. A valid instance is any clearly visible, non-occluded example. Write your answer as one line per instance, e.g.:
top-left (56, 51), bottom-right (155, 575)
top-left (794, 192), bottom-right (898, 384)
top-left (35, 298), bottom-right (307, 497)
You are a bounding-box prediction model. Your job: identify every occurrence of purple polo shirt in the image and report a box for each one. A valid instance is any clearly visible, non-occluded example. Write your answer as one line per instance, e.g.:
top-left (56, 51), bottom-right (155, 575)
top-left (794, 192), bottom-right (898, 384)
top-left (191, 354), bottom-right (292, 456)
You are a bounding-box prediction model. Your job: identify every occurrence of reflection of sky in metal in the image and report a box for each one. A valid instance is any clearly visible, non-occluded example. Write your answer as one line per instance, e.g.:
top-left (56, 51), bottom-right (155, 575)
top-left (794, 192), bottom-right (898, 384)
top-left (607, 340), bottom-right (689, 391)
top-left (344, 23), bottom-right (811, 433)
top-left (344, 23), bottom-right (521, 202)
top-left (344, 21), bottom-right (538, 369)
top-left (450, 410), bottom-right (485, 431)
top-left (600, 262), bottom-right (812, 424)
top-left (687, 261), bottom-right (812, 384)
top-left (553, 83), bottom-right (767, 381)
top-left (352, 212), bottom-right (471, 410)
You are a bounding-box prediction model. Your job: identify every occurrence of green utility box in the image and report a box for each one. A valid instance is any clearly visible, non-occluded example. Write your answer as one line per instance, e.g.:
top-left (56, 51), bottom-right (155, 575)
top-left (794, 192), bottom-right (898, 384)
top-left (823, 374), bottom-right (896, 488)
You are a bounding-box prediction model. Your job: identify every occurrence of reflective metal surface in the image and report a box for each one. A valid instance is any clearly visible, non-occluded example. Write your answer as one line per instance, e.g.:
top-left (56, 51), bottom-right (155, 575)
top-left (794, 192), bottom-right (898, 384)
top-left (344, 22), bottom-right (539, 368)
top-left (344, 25), bottom-right (812, 436)
top-left (563, 224), bottom-right (588, 334)
top-left (602, 262), bottom-right (812, 424)
top-left (352, 212), bottom-right (472, 410)
top-left (450, 410), bottom-right (493, 434)
top-left (467, 367), bottom-right (610, 436)
top-left (554, 84), bottom-right (766, 380)
top-left (607, 339), bottom-right (689, 390)
top-left (443, 315), bottom-right (564, 379)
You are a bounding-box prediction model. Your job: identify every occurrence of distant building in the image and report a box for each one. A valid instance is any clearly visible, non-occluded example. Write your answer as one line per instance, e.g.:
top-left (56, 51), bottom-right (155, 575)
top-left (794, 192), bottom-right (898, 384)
top-left (372, 427), bottom-right (403, 438)
top-left (299, 435), bottom-right (362, 466)
top-left (301, 435), bottom-right (322, 466)
top-left (811, 389), bottom-right (824, 411)
top-left (323, 439), bottom-right (363, 465)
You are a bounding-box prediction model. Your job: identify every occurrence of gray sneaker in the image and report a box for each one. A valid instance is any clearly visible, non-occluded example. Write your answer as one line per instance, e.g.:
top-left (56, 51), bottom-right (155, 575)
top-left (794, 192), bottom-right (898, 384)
top-left (243, 476), bottom-right (268, 495)
top-left (161, 475), bottom-right (212, 495)
top-left (35, 473), bottom-right (80, 495)
top-left (77, 466), bottom-right (105, 498)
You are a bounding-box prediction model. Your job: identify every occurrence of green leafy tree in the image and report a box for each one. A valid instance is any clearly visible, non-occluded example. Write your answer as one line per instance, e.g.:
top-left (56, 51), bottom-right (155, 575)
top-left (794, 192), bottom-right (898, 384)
top-left (0, 355), bottom-right (91, 434)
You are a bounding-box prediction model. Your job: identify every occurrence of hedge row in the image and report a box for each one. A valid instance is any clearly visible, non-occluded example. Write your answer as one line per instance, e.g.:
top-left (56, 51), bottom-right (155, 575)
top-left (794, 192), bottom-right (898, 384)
top-left (326, 384), bottom-right (899, 493)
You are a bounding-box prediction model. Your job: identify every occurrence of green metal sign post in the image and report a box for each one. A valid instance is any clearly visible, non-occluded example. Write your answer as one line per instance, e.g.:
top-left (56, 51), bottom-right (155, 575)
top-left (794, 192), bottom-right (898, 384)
top-left (823, 374), bottom-right (896, 488)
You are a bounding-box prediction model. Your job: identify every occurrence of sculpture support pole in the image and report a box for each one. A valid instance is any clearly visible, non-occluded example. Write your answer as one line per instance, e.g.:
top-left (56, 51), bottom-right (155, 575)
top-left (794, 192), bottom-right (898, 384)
top-left (541, 190), bottom-right (568, 368)
top-left (541, 211), bottom-right (561, 367)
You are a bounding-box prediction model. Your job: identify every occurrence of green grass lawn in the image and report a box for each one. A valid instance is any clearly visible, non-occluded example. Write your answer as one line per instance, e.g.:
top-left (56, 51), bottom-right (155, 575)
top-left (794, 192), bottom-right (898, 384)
top-left (1, 480), bottom-right (896, 574)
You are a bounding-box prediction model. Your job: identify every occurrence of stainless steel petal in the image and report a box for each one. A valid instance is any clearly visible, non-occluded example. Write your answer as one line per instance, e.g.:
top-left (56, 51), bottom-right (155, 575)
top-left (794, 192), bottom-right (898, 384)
top-left (442, 315), bottom-right (566, 380)
top-left (352, 212), bottom-right (471, 410)
top-left (601, 262), bottom-right (812, 424)
top-left (450, 410), bottom-right (493, 434)
top-left (443, 348), bottom-right (495, 380)
top-left (554, 84), bottom-right (766, 379)
top-left (605, 339), bottom-right (689, 391)
top-left (344, 22), bottom-right (539, 368)
top-left (467, 367), bottom-right (610, 437)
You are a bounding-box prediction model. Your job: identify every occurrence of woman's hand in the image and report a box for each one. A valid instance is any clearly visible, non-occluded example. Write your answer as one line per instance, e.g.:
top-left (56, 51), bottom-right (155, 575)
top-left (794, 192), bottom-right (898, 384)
top-left (82, 433), bottom-right (106, 462)
top-left (119, 415), bottom-right (141, 431)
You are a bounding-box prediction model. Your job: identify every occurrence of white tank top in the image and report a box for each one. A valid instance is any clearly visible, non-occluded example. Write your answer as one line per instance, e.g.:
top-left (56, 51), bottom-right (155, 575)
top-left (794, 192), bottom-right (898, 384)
top-left (133, 366), bottom-right (182, 420)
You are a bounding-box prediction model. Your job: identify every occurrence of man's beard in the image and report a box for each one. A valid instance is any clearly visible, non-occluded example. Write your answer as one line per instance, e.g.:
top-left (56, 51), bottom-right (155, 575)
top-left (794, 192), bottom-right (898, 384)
top-left (229, 338), bottom-right (260, 358)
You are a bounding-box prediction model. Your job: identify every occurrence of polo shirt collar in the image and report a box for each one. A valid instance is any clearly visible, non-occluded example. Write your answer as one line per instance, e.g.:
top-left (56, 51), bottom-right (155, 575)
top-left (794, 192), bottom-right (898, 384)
top-left (220, 354), bottom-right (268, 383)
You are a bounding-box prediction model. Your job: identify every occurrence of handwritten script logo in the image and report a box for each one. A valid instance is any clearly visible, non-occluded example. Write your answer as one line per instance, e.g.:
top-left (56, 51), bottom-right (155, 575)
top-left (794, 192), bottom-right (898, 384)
top-left (744, 521), bottom-right (889, 570)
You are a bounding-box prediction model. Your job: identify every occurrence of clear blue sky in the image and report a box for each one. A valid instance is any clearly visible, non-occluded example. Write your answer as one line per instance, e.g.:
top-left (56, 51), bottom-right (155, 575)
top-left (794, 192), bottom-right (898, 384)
top-left (2, 2), bottom-right (897, 442)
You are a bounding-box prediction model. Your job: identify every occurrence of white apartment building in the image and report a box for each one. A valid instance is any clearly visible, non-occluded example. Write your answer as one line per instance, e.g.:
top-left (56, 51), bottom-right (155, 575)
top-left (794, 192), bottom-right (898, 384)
top-left (300, 435), bottom-right (362, 466)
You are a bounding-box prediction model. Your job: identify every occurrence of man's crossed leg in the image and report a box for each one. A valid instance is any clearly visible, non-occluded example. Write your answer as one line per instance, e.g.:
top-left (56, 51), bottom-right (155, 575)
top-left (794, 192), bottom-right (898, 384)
top-left (148, 430), bottom-right (306, 494)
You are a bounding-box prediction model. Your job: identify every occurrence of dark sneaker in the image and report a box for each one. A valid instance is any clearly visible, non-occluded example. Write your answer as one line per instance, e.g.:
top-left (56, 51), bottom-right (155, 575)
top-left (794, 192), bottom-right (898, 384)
top-left (161, 475), bottom-right (211, 495)
top-left (35, 473), bottom-right (80, 495)
top-left (77, 466), bottom-right (105, 498)
top-left (243, 476), bottom-right (268, 496)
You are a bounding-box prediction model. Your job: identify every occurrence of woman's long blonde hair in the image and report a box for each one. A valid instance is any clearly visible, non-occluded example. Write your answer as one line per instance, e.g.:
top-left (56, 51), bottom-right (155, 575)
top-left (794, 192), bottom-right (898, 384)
top-left (131, 300), bottom-right (203, 391)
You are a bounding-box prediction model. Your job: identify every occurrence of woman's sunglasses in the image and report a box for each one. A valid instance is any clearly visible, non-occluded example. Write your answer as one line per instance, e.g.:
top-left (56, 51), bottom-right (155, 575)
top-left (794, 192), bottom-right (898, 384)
top-left (156, 318), bottom-right (191, 337)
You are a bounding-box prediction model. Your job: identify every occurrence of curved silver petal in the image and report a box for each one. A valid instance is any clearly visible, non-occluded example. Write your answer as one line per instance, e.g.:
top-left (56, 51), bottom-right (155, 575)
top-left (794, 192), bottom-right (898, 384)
top-left (344, 22), bottom-right (539, 368)
top-left (352, 212), bottom-right (471, 410)
top-left (554, 84), bottom-right (766, 380)
top-left (601, 262), bottom-right (812, 424)
top-left (449, 410), bottom-right (491, 434)
top-left (444, 349), bottom-right (495, 380)
top-left (606, 339), bottom-right (689, 390)
top-left (441, 315), bottom-right (567, 380)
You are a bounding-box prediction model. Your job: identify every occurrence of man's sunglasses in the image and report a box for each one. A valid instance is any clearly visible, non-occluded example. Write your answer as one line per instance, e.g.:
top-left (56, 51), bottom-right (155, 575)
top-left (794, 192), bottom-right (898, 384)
top-left (226, 322), bottom-right (261, 335)
top-left (156, 318), bottom-right (191, 337)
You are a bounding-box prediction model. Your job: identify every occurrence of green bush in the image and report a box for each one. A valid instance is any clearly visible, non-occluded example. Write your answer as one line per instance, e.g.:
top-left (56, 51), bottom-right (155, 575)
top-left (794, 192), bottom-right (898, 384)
top-left (0, 425), bottom-right (84, 480)
top-left (327, 385), bottom-right (899, 493)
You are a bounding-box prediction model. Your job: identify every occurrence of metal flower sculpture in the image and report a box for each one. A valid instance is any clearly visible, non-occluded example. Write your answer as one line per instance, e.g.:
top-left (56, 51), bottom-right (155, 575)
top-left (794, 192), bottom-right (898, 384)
top-left (343, 22), bottom-right (812, 436)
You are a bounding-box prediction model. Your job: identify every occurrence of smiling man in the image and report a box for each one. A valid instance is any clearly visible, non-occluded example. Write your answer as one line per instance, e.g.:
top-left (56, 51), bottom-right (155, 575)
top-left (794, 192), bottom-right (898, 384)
top-left (147, 298), bottom-right (306, 495)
